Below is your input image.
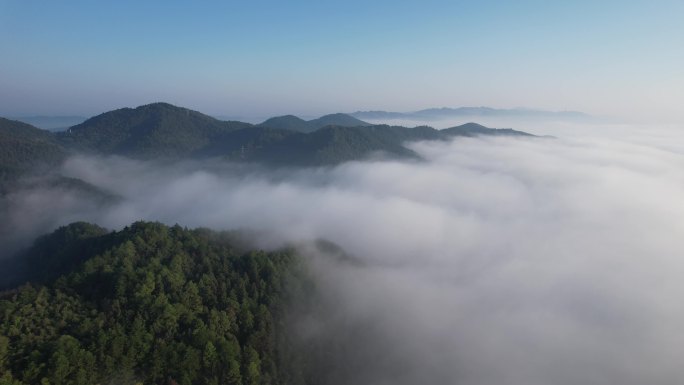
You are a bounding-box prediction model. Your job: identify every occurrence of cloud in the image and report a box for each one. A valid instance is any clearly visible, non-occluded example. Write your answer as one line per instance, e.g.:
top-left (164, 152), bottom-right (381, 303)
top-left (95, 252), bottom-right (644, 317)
top-left (2, 125), bottom-right (684, 384)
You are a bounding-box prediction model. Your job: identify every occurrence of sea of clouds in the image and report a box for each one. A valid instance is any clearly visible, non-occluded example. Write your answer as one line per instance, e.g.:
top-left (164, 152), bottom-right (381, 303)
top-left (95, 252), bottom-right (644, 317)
top-left (2, 121), bottom-right (684, 384)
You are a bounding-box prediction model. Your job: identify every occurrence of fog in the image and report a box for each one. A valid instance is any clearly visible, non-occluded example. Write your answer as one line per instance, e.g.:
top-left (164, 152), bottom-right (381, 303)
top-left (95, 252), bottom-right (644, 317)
top-left (3, 122), bottom-right (684, 384)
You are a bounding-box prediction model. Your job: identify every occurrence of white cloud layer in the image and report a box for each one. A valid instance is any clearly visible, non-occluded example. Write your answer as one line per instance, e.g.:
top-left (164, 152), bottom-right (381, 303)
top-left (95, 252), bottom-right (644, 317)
top-left (3, 124), bottom-right (684, 384)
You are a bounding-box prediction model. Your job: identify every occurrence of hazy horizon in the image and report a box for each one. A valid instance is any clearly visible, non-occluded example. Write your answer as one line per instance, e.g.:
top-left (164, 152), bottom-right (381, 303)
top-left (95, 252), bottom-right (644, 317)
top-left (7, 102), bottom-right (605, 131)
top-left (1, 1), bottom-right (683, 123)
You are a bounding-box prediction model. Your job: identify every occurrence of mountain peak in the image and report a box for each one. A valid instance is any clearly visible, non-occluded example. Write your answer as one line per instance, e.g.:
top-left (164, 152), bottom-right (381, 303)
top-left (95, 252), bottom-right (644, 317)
top-left (60, 102), bottom-right (246, 157)
top-left (260, 113), bottom-right (370, 133)
top-left (317, 112), bottom-right (358, 119)
top-left (112, 102), bottom-right (199, 116)
top-left (454, 122), bottom-right (488, 129)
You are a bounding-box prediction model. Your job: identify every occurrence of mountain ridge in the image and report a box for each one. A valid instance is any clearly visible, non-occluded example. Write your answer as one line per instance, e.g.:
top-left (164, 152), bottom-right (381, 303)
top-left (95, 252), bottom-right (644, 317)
top-left (258, 113), bottom-right (370, 133)
top-left (351, 107), bottom-right (590, 121)
top-left (0, 102), bottom-right (535, 185)
top-left (60, 102), bottom-right (252, 157)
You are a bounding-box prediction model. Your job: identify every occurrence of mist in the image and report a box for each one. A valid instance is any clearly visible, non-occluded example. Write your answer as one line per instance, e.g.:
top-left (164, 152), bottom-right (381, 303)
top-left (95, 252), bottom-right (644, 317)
top-left (3, 122), bottom-right (684, 384)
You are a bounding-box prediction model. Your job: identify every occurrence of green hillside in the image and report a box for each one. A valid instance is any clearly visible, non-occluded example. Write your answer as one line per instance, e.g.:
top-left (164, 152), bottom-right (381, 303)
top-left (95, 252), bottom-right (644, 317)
top-left (251, 125), bottom-right (418, 165)
top-left (0, 118), bottom-right (67, 185)
top-left (258, 113), bottom-right (370, 133)
top-left (58, 103), bottom-right (251, 158)
top-left (51, 102), bottom-right (531, 165)
top-left (0, 103), bottom-right (534, 181)
top-left (245, 123), bottom-right (532, 165)
top-left (308, 113), bottom-right (370, 130)
top-left (0, 221), bottom-right (309, 385)
top-left (257, 115), bottom-right (310, 132)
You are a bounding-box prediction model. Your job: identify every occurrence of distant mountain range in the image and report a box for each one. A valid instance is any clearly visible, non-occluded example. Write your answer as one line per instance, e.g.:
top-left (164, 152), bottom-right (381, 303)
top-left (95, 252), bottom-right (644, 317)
top-left (351, 107), bottom-right (590, 121)
top-left (10, 115), bottom-right (87, 131)
top-left (7, 106), bottom-right (589, 132)
top-left (0, 102), bottom-right (533, 186)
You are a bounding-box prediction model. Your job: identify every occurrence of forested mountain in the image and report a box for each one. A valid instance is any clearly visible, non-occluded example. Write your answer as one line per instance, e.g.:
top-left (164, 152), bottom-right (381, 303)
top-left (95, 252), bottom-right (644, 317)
top-left (0, 103), bottom-right (533, 183)
top-left (258, 113), bottom-right (369, 133)
top-left (257, 115), bottom-right (308, 132)
top-left (0, 118), bottom-right (67, 185)
top-left (202, 122), bottom-right (531, 165)
top-left (52, 102), bottom-right (531, 164)
top-left (0, 221), bottom-right (310, 385)
top-left (307, 113), bottom-right (370, 130)
top-left (0, 105), bottom-right (536, 384)
top-left (58, 103), bottom-right (252, 158)
top-left (262, 123), bottom-right (531, 165)
top-left (245, 125), bottom-right (434, 165)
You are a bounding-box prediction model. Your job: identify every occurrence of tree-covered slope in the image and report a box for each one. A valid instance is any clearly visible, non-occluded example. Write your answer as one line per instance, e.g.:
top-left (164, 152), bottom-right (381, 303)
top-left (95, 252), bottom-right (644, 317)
top-left (441, 121), bottom-right (531, 136)
top-left (0, 221), bottom-right (306, 385)
top-left (258, 113), bottom-right (370, 133)
top-left (58, 103), bottom-right (251, 158)
top-left (1, 103), bottom-right (534, 175)
top-left (197, 126), bottom-right (298, 160)
top-left (245, 123), bottom-right (532, 165)
top-left (252, 125), bottom-right (418, 165)
top-left (306, 113), bottom-right (370, 131)
top-left (258, 115), bottom-right (310, 132)
top-left (0, 118), bottom-right (67, 184)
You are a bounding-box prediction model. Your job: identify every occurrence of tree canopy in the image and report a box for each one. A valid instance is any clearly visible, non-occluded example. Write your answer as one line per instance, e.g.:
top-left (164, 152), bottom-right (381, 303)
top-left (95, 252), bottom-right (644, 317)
top-left (0, 221), bottom-right (309, 385)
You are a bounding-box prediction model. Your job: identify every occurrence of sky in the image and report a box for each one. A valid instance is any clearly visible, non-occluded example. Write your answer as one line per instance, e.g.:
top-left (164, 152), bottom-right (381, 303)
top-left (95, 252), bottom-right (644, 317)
top-left (1, 0), bottom-right (683, 121)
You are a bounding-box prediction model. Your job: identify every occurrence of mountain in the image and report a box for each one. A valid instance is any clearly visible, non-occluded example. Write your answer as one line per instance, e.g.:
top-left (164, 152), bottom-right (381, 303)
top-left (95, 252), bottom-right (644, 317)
top-left (307, 113), bottom-right (370, 130)
top-left (258, 113), bottom-right (370, 133)
top-left (58, 102), bottom-right (251, 158)
top-left (197, 126), bottom-right (298, 159)
top-left (0, 117), bottom-right (67, 185)
top-left (351, 107), bottom-right (591, 121)
top-left (442, 122), bottom-right (527, 136)
top-left (0, 221), bottom-right (308, 385)
top-left (0, 103), bottom-right (535, 178)
top-left (236, 122), bottom-right (532, 165)
top-left (55, 103), bottom-right (531, 165)
top-left (258, 115), bottom-right (310, 132)
top-left (247, 125), bottom-right (419, 165)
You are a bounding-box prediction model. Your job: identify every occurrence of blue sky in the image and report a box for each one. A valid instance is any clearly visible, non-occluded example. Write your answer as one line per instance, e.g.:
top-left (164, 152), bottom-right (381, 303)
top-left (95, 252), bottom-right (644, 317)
top-left (0, 0), bottom-right (682, 121)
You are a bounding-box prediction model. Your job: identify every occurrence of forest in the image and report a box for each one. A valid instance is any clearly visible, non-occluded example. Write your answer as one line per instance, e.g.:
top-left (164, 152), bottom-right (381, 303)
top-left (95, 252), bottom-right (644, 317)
top-left (0, 221), bottom-right (313, 385)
